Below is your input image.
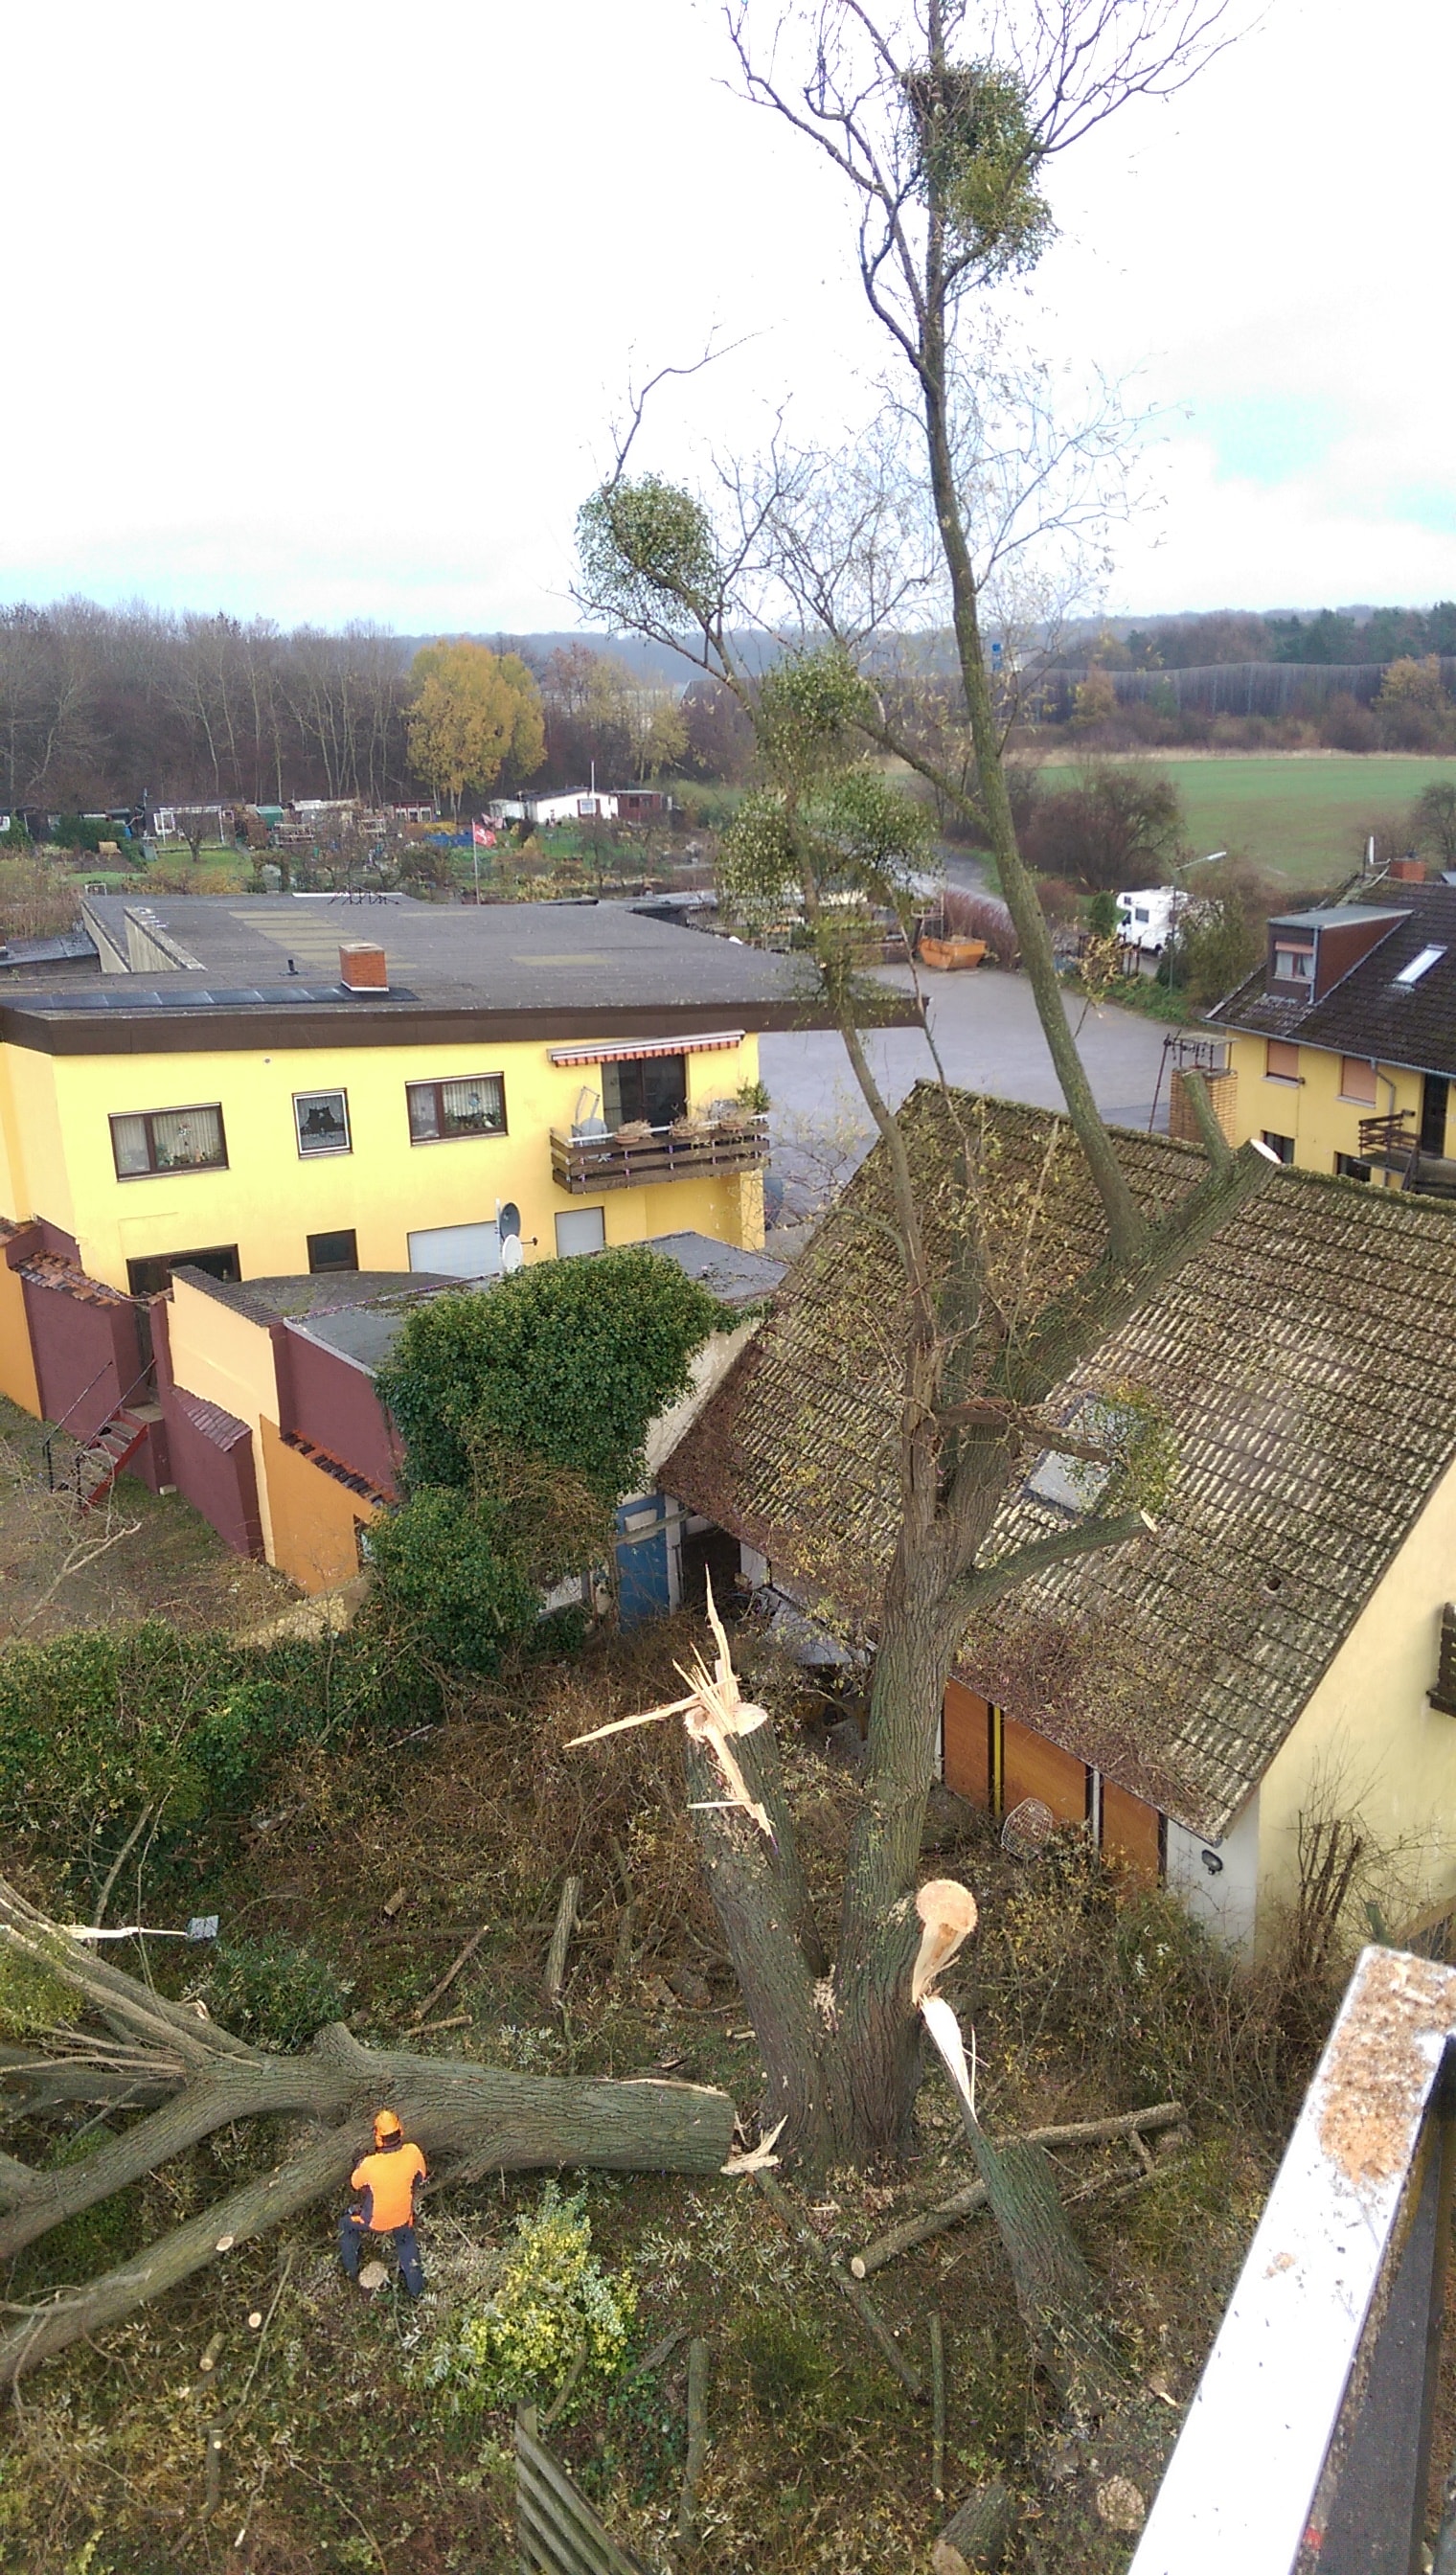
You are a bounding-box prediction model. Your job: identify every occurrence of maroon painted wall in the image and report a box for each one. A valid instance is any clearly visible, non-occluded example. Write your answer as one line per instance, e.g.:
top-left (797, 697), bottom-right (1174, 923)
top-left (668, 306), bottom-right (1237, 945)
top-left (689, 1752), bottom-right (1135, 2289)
top-left (274, 1324), bottom-right (400, 1497)
top-left (159, 1382), bottom-right (263, 1558)
top-left (21, 1271), bottom-right (147, 1441)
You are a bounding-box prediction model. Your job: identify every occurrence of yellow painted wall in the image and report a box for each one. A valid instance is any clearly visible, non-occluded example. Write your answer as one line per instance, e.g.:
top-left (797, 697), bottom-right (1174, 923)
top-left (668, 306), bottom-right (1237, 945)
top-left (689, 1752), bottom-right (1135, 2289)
top-left (260, 1416), bottom-right (378, 1593)
top-left (0, 1030), bottom-right (762, 1289)
top-left (1223, 1032), bottom-right (1431, 1178)
top-left (1255, 1459), bottom-right (1456, 1942)
top-left (0, 1251), bottom-right (40, 1413)
top-left (165, 1274), bottom-right (282, 1560)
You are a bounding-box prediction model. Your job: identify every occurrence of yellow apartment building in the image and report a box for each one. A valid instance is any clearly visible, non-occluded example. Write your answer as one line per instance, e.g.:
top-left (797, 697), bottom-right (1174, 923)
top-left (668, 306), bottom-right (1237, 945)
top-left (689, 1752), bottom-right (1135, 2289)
top-left (0, 892), bottom-right (893, 1495)
top-left (1197, 882), bottom-right (1456, 1195)
top-left (0, 891), bottom-right (847, 1306)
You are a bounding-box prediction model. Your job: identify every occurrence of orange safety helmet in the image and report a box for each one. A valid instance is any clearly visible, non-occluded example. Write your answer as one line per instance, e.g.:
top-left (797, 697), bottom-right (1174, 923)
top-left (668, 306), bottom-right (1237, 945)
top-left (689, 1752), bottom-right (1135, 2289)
top-left (373, 2108), bottom-right (403, 2146)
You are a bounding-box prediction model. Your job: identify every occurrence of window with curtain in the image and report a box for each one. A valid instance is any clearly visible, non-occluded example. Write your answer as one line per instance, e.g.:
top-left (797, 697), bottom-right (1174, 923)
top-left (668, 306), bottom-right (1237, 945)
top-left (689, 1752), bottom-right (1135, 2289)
top-left (406, 1075), bottom-right (506, 1141)
top-left (110, 1105), bottom-right (227, 1177)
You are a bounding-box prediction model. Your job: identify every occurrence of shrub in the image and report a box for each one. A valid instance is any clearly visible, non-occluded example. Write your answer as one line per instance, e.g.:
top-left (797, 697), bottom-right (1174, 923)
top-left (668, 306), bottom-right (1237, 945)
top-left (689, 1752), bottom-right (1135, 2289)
top-left (375, 1246), bottom-right (729, 1504)
top-left (412, 2184), bottom-right (636, 2417)
top-left (364, 1489), bottom-right (540, 1676)
top-left (192, 1933), bottom-right (351, 2048)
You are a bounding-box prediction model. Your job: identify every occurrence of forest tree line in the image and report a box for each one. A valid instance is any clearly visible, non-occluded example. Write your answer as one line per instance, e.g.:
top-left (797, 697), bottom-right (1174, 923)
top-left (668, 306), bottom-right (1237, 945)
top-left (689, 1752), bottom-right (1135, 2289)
top-left (2, 595), bottom-right (1454, 819)
top-left (0, 604), bottom-right (749, 815)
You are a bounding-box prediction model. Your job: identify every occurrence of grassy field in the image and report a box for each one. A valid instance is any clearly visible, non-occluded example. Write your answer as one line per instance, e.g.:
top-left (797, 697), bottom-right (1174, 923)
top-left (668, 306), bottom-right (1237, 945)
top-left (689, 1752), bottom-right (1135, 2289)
top-left (1033, 753), bottom-right (1456, 887)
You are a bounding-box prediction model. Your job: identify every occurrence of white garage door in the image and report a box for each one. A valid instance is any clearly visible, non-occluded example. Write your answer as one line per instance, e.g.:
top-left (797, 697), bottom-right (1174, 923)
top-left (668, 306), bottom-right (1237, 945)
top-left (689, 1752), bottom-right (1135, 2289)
top-left (407, 1220), bottom-right (501, 1278)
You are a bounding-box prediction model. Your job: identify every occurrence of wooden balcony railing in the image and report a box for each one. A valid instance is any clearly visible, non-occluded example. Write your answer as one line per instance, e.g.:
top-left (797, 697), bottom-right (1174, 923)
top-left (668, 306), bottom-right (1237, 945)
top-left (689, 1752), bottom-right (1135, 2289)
top-left (1358, 1109), bottom-right (1417, 1165)
top-left (551, 1115), bottom-right (769, 1196)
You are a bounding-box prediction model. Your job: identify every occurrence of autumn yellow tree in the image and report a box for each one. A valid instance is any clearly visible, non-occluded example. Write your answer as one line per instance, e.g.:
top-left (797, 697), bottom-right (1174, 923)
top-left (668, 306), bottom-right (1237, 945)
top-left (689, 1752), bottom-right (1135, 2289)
top-left (406, 640), bottom-right (546, 814)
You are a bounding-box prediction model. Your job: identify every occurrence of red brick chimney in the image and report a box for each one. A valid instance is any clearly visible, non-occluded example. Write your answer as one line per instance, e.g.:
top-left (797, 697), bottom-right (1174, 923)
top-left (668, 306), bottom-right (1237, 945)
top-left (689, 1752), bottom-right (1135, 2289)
top-left (1389, 856), bottom-right (1426, 883)
top-left (339, 941), bottom-right (388, 991)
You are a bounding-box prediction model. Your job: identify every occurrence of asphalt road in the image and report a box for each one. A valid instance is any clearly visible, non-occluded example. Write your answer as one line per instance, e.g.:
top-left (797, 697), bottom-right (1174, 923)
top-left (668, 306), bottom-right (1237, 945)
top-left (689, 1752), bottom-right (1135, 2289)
top-left (758, 963), bottom-right (1173, 1225)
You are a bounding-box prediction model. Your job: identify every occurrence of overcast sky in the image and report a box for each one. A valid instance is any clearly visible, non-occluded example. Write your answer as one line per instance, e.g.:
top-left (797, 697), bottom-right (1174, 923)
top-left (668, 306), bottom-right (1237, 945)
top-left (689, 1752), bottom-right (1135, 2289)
top-left (6, 0), bottom-right (1452, 631)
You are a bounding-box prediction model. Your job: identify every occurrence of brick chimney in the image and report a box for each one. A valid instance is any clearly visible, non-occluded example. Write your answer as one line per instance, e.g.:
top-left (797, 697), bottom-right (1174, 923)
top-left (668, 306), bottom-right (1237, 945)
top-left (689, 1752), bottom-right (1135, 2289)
top-left (339, 941), bottom-right (388, 991)
top-left (1389, 856), bottom-right (1426, 883)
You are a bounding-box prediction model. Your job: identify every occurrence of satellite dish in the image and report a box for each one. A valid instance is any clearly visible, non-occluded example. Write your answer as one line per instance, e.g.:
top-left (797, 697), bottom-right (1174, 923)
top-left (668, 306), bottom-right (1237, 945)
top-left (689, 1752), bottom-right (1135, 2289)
top-left (500, 1235), bottom-right (525, 1276)
top-left (497, 1201), bottom-right (522, 1242)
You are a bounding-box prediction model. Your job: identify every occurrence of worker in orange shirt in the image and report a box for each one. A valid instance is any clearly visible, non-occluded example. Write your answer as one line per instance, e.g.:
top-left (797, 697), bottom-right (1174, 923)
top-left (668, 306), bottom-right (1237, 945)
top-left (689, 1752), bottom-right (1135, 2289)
top-left (338, 2109), bottom-right (428, 2299)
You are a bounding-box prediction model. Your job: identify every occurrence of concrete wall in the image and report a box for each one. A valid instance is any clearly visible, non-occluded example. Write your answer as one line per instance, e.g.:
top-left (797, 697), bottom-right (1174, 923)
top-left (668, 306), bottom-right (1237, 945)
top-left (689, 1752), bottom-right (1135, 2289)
top-left (260, 1416), bottom-right (377, 1592)
top-left (161, 1383), bottom-right (263, 1558)
top-left (1224, 1031), bottom-right (1431, 1174)
top-left (0, 1227), bottom-right (41, 1414)
top-left (20, 1267), bottom-right (147, 1439)
top-left (276, 1324), bottom-right (400, 1496)
top-left (1256, 1459), bottom-right (1456, 1943)
top-left (1167, 1798), bottom-right (1262, 1953)
top-left (0, 1029), bottom-right (764, 1292)
top-left (160, 1276), bottom-right (281, 1560)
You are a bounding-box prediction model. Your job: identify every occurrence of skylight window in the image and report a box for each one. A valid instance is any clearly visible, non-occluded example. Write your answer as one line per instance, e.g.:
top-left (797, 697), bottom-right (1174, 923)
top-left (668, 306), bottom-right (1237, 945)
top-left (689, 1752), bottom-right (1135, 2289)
top-left (1395, 945), bottom-right (1445, 987)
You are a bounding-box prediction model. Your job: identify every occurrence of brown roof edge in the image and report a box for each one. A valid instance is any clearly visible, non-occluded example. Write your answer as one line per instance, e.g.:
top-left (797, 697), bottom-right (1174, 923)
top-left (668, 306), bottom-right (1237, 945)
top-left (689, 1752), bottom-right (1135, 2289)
top-left (0, 994), bottom-right (915, 1058)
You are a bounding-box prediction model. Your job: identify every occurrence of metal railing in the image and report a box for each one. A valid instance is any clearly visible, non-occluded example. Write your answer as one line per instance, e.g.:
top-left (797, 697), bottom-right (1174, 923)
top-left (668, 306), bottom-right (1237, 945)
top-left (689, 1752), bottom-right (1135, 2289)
top-left (42, 1361), bottom-right (154, 1500)
top-left (1130, 1944), bottom-right (1456, 2575)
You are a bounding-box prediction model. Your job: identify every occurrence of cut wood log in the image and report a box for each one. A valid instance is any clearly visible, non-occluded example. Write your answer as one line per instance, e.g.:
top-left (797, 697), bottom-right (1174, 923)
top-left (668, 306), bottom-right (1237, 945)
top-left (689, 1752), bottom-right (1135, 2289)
top-left (406, 1920), bottom-right (489, 2027)
top-left (0, 1874), bottom-right (737, 2392)
top-left (543, 1874), bottom-right (581, 2008)
top-left (850, 2103), bottom-right (1185, 2276)
top-left (675, 2336), bottom-right (710, 2554)
top-left (933, 2481), bottom-right (1012, 2575)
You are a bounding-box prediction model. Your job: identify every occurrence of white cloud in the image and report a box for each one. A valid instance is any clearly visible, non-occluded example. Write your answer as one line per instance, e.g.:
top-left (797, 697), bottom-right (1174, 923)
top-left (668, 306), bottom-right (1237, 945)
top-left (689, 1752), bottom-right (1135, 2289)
top-left (3, 0), bottom-right (1453, 624)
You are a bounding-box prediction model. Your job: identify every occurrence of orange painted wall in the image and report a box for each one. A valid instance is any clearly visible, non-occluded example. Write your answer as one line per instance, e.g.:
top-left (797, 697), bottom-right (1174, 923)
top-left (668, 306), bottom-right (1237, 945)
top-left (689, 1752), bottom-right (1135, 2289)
top-left (259, 1417), bottom-right (377, 1595)
top-left (0, 1255), bottom-right (40, 1416)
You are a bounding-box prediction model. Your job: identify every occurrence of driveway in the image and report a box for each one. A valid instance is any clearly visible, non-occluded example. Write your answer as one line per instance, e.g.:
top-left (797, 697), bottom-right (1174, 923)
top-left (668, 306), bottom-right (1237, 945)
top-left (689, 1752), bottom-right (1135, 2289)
top-left (759, 964), bottom-right (1173, 1224)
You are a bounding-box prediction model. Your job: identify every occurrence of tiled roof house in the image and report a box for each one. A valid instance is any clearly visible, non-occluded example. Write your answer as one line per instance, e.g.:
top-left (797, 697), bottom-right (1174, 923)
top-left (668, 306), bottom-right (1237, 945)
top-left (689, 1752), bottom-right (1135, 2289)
top-left (664, 1085), bottom-right (1456, 1949)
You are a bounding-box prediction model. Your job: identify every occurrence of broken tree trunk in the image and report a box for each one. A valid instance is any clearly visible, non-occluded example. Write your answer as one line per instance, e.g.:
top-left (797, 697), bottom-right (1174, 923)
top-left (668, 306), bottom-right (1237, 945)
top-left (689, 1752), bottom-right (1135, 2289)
top-left (851, 2103), bottom-right (1187, 2276)
top-left (0, 1878), bottom-right (734, 2390)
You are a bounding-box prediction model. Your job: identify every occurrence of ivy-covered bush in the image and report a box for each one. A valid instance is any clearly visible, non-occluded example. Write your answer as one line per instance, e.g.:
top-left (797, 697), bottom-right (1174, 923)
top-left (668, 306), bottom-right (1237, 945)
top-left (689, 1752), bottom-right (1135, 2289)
top-left (191, 1933), bottom-right (351, 2049)
top-left (370, 1246), bottom-right (729, 1671)
top-left (410, 2184), bottom-right (636, 2418)
top-left (375, 1244), bottom-right (729, 1503)
top-left (364, 1489), bottom-right (540, 1676)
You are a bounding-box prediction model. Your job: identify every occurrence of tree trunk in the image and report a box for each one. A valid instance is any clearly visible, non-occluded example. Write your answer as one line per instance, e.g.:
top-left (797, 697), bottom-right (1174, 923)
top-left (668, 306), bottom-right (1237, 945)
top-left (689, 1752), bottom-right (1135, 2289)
top-left (0, 1879), bottom-right (737, 2389)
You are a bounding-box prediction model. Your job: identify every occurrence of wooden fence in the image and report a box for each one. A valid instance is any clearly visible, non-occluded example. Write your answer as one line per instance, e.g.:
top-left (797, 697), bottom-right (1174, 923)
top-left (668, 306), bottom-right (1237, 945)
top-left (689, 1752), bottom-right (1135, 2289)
top-left (515, 2404), bottom-right (648, 2575)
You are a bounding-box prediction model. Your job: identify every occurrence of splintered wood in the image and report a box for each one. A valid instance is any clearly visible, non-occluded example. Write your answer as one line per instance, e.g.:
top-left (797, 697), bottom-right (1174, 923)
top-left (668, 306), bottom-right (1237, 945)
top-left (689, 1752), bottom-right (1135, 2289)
top-left (566, 1573), bottom-right (775, 1839)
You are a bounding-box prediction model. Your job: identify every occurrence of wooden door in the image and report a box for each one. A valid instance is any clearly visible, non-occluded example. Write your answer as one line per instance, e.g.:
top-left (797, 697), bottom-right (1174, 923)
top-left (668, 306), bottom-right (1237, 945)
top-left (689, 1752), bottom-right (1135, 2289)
top-left (1101, 1780), bottom-right (1162, 1880)
top-left (1001, 1716), bottom-right (1087, 1827)
top-left (943, 1681), bottom-right (992, 1808)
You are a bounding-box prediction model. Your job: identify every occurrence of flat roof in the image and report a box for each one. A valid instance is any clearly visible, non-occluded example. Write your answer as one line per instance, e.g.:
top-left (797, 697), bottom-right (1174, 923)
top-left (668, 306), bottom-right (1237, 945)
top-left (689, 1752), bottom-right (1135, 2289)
top-left (1268, 905), bottom-right (1405, 931)
top-left (0, 894), bottom-right (885, 1055)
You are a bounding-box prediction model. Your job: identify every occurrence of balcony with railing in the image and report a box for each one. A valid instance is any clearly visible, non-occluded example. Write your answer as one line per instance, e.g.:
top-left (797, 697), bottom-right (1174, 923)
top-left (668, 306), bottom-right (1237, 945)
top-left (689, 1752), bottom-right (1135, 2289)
top-left (551, 1113), bottom-right (769, 1196)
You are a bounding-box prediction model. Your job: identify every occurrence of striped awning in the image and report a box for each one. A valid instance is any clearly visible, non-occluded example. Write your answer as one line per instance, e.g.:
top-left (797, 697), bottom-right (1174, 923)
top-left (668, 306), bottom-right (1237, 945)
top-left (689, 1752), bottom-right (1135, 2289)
top-left (548, 1030), bottom-right (744, 1067)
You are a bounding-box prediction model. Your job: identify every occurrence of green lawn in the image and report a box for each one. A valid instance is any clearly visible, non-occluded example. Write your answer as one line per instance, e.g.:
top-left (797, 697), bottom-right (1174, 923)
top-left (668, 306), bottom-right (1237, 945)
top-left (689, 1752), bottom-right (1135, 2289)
top-left (1032, 753), bottom-right (1456, 886)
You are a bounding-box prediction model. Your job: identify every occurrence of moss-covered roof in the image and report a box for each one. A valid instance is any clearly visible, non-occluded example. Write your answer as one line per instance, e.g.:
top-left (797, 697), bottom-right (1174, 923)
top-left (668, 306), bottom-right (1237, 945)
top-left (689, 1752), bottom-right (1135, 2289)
top-left (663, 1085), bottom-right (1456, 1841)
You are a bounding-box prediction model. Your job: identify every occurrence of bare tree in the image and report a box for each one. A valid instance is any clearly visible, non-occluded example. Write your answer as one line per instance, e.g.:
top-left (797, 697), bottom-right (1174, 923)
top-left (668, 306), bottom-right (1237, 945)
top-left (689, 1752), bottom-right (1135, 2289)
top-left (572, 0), bottom-right (1259, 2239)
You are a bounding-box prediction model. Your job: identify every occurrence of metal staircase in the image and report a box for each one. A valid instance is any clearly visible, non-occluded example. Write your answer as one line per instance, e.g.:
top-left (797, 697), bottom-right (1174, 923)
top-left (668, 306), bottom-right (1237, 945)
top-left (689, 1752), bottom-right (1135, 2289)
top-left (70, 1401), bottom-right (163, 1513)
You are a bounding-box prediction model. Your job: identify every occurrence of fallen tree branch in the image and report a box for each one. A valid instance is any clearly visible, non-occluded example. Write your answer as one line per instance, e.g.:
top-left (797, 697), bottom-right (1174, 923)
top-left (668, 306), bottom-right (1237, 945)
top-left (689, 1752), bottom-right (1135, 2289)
top-left (406, 1921), bottom-right (490, 2028)
top-left (754, 2171), bottom-right (924, 2403)
top-left (543, 1876), bottom-right (581, 2008)
top-left (850, 2103), bottom-right (1186, 2276)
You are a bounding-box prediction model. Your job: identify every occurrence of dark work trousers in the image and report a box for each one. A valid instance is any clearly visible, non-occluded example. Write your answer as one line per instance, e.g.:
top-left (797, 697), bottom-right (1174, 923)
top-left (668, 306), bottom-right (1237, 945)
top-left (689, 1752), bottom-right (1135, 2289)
top-left (339, 2207), bottom-right (425, 2299)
